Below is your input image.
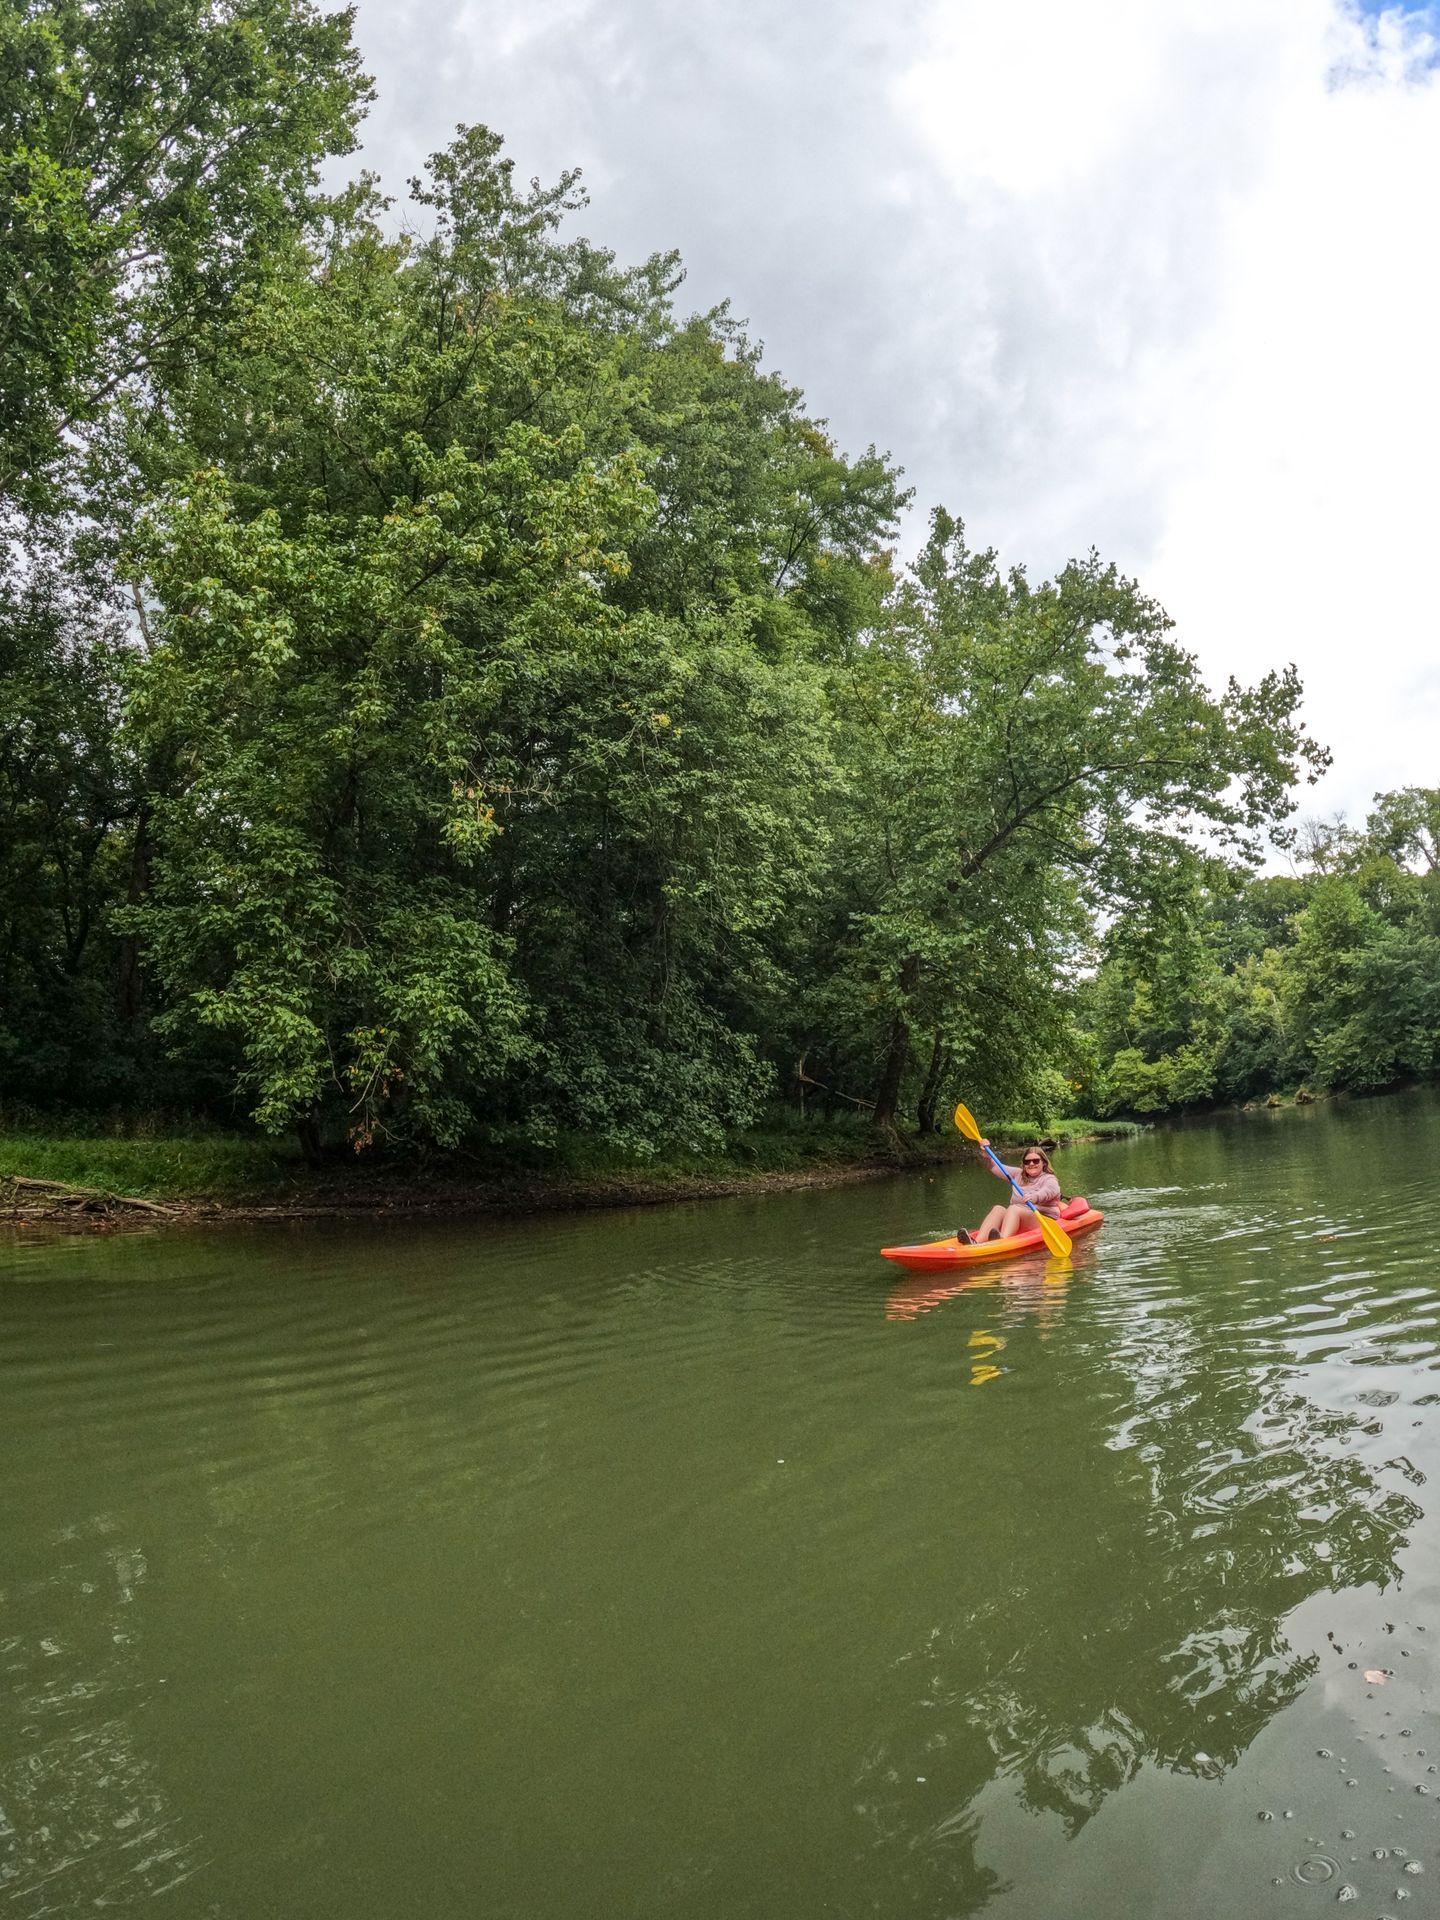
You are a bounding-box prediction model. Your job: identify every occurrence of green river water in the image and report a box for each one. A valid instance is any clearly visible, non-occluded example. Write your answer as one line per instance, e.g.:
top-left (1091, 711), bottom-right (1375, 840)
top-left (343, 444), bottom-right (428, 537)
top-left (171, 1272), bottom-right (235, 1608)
top-left (6, 1092), bottom-right (1440, 1918)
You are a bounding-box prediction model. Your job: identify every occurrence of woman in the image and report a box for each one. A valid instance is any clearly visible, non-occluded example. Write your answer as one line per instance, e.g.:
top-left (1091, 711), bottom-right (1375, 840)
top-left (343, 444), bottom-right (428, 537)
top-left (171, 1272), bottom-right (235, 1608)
top-left (959, 1143), bottom-right (1063, 1244)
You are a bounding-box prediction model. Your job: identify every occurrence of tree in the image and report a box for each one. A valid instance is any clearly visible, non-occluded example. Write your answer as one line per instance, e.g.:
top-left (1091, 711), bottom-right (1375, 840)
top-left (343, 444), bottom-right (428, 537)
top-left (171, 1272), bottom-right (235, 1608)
top-left (125, 380), bottom-right (646, 1145)
top-left (0, 0), bottom-right (369, 509)
top-left (119, 131), bottom-right (903, 1151)
top-left (1365, 787), bottom-right (1440, 875)
top-left (827, 513), bottom-right (1328, 1126)
top-left (0, 559), bottom-right (132, 1101)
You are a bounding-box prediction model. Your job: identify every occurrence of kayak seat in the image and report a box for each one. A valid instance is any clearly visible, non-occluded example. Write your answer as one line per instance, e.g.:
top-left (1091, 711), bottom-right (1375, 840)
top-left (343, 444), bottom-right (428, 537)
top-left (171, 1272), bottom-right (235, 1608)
top-left (1060, 1195), bottom-right (1089, 1218)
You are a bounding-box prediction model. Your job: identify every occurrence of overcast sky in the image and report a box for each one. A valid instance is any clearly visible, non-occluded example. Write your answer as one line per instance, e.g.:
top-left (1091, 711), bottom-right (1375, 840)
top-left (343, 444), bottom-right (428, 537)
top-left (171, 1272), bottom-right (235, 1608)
top-left (344, 0), bottom-right (1440, 834)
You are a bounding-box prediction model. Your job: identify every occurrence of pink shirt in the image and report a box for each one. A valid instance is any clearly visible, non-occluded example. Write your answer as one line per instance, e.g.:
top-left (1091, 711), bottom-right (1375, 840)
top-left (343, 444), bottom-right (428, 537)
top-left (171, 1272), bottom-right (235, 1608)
top-left (1004, 1164), bottom-right (1063, 1217)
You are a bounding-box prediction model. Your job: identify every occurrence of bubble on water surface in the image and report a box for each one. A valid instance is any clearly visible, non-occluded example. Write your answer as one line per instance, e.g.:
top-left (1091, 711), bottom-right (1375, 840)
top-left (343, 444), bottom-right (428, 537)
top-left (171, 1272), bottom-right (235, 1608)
top-left (1259, 1810), bottom-right (1274, 1821)
top-left (1335, 1885), bottom-right (1357, 1902)
top-left (1404, 1862), bottom-right (1423, 1875)
top-left (1294, 1856), bottom-right (1339, 1884)
top-left (1320, 1748), bottom-right (1335, 1759)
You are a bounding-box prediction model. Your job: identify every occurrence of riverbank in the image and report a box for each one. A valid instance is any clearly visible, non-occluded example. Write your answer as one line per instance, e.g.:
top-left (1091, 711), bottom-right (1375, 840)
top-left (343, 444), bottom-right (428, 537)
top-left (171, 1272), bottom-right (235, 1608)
top-left (0, 1115), bottom-right (1140, 1225)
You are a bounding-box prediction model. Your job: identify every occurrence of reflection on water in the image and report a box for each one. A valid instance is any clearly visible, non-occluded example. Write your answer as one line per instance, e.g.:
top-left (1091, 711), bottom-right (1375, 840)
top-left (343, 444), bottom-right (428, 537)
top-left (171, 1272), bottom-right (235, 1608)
top-left (5, 1092), bottom-right (1440, 1917)
top-left (885, 1251), bottom-right (1083, 1332)
top-left (2, 1518), bottom-right (210, 1910)
top-left (857, 1218), bottom-right (1424, 1914)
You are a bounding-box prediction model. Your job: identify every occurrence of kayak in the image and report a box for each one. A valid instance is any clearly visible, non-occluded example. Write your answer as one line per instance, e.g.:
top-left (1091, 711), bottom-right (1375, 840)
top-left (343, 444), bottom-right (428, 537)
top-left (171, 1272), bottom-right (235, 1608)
top-left (880, 1195), bottom-right (1104, 1271)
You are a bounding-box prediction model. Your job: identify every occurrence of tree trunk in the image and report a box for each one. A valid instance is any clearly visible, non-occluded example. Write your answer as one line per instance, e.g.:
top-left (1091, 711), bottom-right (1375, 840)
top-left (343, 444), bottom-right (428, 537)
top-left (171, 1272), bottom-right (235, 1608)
top-left (916, 1030), bottom-right (946, 1134)
top-left (872, 956), bottom-right (920, 1126)
top-left (116, 805), bottom-right (151, 1026)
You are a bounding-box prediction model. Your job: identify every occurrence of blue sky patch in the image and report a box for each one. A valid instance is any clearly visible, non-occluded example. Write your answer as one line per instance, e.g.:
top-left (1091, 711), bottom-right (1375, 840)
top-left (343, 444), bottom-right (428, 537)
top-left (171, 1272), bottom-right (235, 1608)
top-left (1332, 1), bottom-right (1440, 82)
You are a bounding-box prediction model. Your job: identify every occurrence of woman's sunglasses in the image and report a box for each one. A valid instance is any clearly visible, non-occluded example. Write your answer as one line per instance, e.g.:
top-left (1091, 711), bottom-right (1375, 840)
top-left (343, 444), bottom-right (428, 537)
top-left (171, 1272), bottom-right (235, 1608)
top-left (1022, 1157), bottom-right (1043, 1166)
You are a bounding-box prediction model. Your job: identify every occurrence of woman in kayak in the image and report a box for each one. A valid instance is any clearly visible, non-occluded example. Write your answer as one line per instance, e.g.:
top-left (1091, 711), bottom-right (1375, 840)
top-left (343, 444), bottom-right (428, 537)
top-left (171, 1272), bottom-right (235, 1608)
top-left (959, 1144), bottom-right (1063, 1244)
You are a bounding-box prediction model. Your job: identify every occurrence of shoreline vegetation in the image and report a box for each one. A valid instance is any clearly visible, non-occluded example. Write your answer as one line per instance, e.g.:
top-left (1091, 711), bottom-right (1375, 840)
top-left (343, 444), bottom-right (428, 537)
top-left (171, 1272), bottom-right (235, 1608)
top-left (3, 14), bottom-right (1336, 1194)
top-left (0, 1116), bottom-right (1144, 1227)
top-left (10, 8), bottom-right (1436, 1192)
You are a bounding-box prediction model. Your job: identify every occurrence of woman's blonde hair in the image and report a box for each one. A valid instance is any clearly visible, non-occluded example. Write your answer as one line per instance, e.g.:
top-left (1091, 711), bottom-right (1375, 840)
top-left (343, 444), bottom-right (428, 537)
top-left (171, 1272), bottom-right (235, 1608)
top-left (1019, 1144), bottom-right (1053, 1174)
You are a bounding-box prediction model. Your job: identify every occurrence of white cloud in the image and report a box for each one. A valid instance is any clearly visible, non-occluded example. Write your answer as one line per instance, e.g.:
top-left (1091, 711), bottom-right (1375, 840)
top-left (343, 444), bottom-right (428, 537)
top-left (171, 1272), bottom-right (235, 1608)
top-left (347, 0), bottom-right (1440, 829)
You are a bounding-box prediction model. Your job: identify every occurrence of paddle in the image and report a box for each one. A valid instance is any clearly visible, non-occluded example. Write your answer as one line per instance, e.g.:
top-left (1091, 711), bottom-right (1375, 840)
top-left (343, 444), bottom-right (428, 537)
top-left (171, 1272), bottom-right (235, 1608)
top-left (952, 1101), bottom-right (1073, 1258)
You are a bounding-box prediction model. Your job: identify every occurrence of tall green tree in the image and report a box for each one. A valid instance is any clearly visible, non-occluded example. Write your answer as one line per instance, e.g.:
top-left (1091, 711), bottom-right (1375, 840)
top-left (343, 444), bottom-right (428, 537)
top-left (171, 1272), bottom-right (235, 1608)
top-left (120, 133), bottom-right (904, 1152)
top-left (0, 0), bottom-right (368, 508)
top-left (825, 513), bottom-right (1328, 1125)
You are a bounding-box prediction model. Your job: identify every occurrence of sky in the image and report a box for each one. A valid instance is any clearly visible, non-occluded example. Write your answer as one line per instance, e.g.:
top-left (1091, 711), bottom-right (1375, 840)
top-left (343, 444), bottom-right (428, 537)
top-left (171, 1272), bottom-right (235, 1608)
top-left (343, 0), bottom-right (1440, 835)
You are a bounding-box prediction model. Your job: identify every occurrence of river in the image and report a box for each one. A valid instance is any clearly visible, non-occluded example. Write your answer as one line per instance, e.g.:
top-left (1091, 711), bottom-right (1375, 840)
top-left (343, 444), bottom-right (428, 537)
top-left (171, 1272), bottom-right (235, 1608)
top-left (5, 1092), bottom-right (1440, 1917)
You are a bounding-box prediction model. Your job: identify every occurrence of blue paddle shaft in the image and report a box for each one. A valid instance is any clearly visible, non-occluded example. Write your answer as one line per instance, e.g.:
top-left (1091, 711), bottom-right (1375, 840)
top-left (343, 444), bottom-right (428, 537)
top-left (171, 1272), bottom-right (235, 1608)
top-left (979, 1139), bottom-right (1039, 1213)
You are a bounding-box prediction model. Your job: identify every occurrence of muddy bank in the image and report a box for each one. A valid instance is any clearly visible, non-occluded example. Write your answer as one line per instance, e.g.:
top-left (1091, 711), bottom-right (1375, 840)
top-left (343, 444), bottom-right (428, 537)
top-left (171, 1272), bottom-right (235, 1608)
top-left (0, 1119), bottom-right (1141, 1231)
top-left (0, 1145), bottom-right (960, 1229)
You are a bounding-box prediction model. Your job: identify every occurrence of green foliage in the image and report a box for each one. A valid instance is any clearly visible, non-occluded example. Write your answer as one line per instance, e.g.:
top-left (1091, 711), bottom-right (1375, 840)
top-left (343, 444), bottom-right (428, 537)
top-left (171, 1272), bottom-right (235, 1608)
top-left (0, 0), bottom-right (369, 508)
top-left (0, 11), bottom-right (1349, 1163)
top-left (0, 1122), bottom-right (294, 1199)
top-left (0, 559), bottom-right (138, 1102)
top-left (1086, 796), bottom-right (1440, 1116)
top-left (811, 510), bottom-right (1326, 1128)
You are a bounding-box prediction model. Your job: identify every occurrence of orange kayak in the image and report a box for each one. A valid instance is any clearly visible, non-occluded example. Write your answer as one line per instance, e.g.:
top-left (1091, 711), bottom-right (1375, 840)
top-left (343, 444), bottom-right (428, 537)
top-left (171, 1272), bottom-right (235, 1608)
top-left (881, 1196), bottom-right (1104, 1271)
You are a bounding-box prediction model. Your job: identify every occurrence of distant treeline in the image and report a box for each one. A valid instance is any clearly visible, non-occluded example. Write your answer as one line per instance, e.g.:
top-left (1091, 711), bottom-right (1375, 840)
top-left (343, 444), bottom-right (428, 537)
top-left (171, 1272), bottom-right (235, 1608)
top-left (1, 1), bottom-right (1335, 1157)
top-left (1081, 794), bottom-right (1440, 1117)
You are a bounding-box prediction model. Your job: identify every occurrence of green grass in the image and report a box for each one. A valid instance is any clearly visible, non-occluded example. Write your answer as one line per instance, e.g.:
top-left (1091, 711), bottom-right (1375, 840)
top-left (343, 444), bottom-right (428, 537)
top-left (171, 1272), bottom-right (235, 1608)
top-left (0, 1111), bottom-right (950, 1208)
top-left (0, 1109), bottom-right (1139, 1211)
top-left (0, 1128), bottom-right (297, 1202)
top-left (989, 1115), bottom-right (1146, 1144)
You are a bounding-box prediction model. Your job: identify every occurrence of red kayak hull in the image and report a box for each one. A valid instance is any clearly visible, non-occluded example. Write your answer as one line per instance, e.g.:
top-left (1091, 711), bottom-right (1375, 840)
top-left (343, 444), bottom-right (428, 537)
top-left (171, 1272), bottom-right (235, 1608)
top-left (881, 1197), bottom-right (1104, 1271)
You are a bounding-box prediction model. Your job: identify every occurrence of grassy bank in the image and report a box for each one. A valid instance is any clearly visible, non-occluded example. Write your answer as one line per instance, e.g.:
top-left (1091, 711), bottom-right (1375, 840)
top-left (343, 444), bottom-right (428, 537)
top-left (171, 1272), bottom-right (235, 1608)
top-left (0, 1127), bottom-right (297, 1204)
top-left (0, 1111), bottom-right (1137, 1221)
top-left (0, 1117), bottom-right (955, 1214)
top-left (988, 1116), bottom-right (1146, 1146)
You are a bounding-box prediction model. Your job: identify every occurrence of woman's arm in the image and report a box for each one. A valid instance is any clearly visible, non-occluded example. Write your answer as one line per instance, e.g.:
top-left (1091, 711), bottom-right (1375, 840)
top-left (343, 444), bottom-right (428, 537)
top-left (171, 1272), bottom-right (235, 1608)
top-left (1027, 1173), bottom-right (1062, 1213)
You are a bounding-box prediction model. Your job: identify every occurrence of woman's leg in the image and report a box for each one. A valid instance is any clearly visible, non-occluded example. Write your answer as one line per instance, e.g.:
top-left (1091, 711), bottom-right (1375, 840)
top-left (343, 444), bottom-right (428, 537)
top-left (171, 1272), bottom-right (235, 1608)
top-left (999, 1203), bottom-right (1038, 1237)
top-left (973, 1204), bottom-right (1008, 1241)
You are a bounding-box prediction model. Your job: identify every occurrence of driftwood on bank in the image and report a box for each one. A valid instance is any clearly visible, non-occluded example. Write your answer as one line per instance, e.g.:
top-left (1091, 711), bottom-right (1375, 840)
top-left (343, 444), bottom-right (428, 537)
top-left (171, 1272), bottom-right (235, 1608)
top-left (0, 1174), bottom-right (179, 1220)
top-left (793, 1055), bottom-right (876, 1113)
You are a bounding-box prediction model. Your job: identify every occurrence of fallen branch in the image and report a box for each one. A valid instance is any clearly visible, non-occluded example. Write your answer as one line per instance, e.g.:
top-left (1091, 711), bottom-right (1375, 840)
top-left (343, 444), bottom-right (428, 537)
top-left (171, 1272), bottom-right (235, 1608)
top-left (1, 1174), bottom-right (178, 1217)
top-left (794, 1056), bottom-right (876, 1111)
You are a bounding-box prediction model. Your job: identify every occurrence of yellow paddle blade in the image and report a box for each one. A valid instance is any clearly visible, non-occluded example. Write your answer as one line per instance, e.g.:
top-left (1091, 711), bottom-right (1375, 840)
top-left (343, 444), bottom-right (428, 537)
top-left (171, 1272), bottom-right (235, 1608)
top-left (952, 1101), bottom-right (982, 1142)
top-left (1036, 1211), bottom-right (1073, 1258)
